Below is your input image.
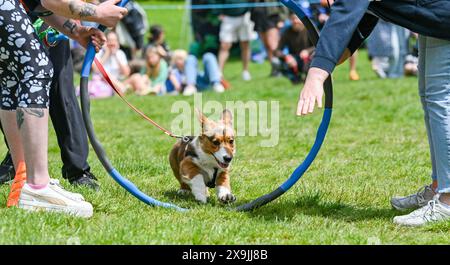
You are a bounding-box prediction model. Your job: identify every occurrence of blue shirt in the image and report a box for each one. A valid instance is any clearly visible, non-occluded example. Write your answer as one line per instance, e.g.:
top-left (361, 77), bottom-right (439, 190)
top-left (311, 0), bottom-right (450, 74)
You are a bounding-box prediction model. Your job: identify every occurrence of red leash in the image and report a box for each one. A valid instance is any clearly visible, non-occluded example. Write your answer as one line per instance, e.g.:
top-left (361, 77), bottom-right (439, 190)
top-left (94, 58), bottom-right (186, 140)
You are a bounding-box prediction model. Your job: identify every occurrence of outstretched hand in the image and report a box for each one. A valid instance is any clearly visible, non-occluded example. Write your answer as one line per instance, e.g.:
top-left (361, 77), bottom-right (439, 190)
top-left (296, 67), bottom-right (329, 116)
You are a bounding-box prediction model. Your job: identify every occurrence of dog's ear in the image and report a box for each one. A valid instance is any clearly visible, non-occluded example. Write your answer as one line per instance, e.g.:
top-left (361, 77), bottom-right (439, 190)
top-left (221, 109), bottom-right (233, 127)
top-left (195, 108), bottom-right (214, 133)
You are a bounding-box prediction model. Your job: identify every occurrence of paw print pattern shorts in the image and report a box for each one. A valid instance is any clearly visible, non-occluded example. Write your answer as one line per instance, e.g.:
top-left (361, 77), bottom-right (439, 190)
top-left (0, 0), bottom-right (53, 110)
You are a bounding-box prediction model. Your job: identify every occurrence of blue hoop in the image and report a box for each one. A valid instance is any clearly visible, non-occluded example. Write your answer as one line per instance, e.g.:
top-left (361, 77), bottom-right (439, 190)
top-left (79, 0), bottom-right (333, 212)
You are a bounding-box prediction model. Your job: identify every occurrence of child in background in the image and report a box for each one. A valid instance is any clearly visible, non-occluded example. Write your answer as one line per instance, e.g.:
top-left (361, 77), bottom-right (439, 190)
top-left (166, 50), bottom-right (225, 96)
top-left (89, 31), bottom-right (130, 99)
top-left (125, 46), bottom-right (169, 96)
top-left (143, 25), bottom-right (171, 62)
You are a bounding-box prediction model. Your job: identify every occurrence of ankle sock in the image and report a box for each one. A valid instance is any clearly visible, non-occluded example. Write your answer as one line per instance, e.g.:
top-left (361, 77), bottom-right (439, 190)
top-left (28, 183), bottom-right (48, 190)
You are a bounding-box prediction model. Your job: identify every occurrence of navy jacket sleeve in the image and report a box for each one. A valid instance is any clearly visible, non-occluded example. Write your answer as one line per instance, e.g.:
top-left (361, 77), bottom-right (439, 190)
top-left (310, 0), bottom-right (370, 74)
top-left (347, 13), bottom-right (379, 54)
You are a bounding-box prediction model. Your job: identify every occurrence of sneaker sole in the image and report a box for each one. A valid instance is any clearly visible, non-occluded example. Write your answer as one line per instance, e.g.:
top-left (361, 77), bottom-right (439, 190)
top-left (18, 200), bottom-right (93, 218)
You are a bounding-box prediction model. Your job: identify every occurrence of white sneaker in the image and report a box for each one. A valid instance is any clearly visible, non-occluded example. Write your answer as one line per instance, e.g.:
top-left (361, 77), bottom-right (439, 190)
top-left (183, 85), bottom-right (197, 96)
top-left (49, 179), bottom-right (85, 201)
top-left (393, 195), bottom-right (450, 227)
top-left (213, 83), bottom-right (225, 93)
top-left (242, 70), bottom-right (252, 81)
top-left (19, 182), bottom-right (93, 218)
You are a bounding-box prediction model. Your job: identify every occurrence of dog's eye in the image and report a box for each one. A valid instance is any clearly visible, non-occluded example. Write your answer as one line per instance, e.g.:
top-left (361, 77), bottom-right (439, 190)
top-left (212, 139), bottom-right (221, 146)
top-left (229, 139), bottom-right (234, 145)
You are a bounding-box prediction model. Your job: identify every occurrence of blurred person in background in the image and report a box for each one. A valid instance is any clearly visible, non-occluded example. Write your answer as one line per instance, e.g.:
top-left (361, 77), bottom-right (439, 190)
top-left (124, 46), bottom-right (168, 96)
top-left (273, 12), bottom-right (314, 84)
top-left (143, 24), bottom-right (171, 62)
top-left (250, 0), bottom-right (288, 77)
top-left (115, 0), bottom-right (148, 59)
top-left (89, 31), bottom-right (130, 98)
top-left (216, 0), bottom-right (255, 81)
top-left (166, 50), bottom-right (225, 96)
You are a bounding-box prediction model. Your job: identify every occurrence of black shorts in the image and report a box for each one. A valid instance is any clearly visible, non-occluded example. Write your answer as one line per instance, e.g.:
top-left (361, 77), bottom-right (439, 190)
top-left (0, 0), bottom-right (53, 110)
top-left (251, 8), bottom-right (280, 33)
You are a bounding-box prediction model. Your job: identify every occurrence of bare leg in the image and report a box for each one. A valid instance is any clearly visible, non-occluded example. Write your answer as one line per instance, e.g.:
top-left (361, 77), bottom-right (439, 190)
top-left (240, 41), bottom-right (251, 72)
top-left (0, 110), bottom-right (24, 170)
top-left (261, 28), bottom-right (279, 62)
top-left (218, 42), bottom-right (232, 73)
top-left (0, 108), bottom-right (50, 185)
top-left (349, 51), bottom-right (360, 81)
top-left (17, 108), bottom-right (50, 185)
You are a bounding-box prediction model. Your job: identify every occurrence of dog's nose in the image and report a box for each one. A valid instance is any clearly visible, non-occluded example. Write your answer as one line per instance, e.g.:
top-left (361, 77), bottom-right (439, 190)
top-left (223, 156), bottom-right (233, 163)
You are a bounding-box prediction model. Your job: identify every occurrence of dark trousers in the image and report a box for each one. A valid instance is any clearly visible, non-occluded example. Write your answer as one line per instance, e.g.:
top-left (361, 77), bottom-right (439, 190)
top-left (1, 40), bottom-right (91, 181)
top-left (49, 40), bottom-right (91, 181)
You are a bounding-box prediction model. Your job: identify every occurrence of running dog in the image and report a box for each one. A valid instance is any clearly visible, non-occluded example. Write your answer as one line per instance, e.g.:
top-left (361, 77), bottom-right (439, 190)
top-left (169, 109), bottom-right (236, 204)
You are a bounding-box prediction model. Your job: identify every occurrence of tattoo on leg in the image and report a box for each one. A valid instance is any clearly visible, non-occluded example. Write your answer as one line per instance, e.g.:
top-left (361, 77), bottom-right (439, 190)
top-left (16, 108), bottom-right (45, 129)
top-left (23, 108), bottom-right (44, 118)
top-left (69, 0), bottom-right (96, 18)
top-left (63, 20), bottom-right (77, 34)
top-left (16, 109), bottom-right (24, 130)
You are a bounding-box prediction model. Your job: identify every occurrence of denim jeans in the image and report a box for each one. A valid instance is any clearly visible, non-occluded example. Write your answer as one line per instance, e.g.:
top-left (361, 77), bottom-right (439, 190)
top-left (185, 53), bottom-right (221, 90)
top-left (418, 35), bottom-right (450, 193)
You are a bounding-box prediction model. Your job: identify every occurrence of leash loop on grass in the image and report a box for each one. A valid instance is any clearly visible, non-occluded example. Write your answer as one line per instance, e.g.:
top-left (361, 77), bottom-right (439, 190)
top-left (235, 0), bottom-right (334, 211)
top-left (79, 0), bottom-right (186, 212)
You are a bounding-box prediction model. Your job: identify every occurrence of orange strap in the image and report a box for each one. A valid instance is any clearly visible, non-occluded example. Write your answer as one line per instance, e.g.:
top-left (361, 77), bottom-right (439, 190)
top-left (7, 162), bottom-right (27, 208)
top-left (94, 58), bottom-right (185, 140)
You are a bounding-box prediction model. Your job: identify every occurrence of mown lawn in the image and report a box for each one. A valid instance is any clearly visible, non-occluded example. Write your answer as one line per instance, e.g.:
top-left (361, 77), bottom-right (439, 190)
top-left (0, 1), bottom-right (449, 244)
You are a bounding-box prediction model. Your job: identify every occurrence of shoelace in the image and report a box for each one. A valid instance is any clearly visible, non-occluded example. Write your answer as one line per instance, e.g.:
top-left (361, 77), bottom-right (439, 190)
top-left (415, 186), bottom-right (427, 205)
top-left (423, 199), bottom-right (447, 222)
top-left (49, 179), bottom-right (84, 201)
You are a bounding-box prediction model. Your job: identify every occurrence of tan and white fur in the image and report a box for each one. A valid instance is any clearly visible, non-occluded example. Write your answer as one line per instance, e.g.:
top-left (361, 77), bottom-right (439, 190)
top-left (169, 109), bottom-right (236, 204)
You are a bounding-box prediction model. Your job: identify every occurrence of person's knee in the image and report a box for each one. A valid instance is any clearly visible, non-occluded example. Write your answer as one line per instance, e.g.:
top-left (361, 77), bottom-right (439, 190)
top-left (187, 54), bottom-right (198, 66)
top-left (220, 42), bottom-right (232, 51)
top-left (202, 53), bottom-right (217, 64)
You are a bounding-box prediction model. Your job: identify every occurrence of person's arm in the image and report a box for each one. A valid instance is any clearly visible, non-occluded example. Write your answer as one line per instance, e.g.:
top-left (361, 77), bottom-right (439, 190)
top-left (115, 50), bottom-right (131, 77)
top-left (41, 0), bottom-right (127, 28)
top-left (337, 13), bottom-right (379, 65)
top-left (152, 61), bottom-right (169, 85)
top-left (297, 0), bottom-right (370, 116)
top-left (41, 14), bottom-right (105, 51)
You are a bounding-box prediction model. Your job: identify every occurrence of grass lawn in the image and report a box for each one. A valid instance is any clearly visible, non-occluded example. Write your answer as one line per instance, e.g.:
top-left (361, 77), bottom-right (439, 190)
top-left (0, 1), bottom-right (449, 245)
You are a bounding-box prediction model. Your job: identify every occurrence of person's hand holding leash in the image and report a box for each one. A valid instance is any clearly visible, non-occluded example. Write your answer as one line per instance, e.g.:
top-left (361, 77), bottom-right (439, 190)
top-left (95, 0), bottom-right (128, 28)
top-left (297, 67), bottom-right (328, 116)
top-left (74, 26), bottom-right (106, 52)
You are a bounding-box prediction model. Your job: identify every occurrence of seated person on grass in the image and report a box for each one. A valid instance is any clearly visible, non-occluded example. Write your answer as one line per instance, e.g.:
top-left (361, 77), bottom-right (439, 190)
top-left (166, 50), bottom-right (225, 96)
top-left (273, 12), bottom-right (314, 84)
top-left (124, 46), bottom-right (169, 96)
top-left (90, 31), bottom-right (131, 98)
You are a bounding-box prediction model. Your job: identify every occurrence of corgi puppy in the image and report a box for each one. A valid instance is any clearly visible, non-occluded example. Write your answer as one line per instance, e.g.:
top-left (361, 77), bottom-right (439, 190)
top-left (169, 109), bottom-right (236, 204)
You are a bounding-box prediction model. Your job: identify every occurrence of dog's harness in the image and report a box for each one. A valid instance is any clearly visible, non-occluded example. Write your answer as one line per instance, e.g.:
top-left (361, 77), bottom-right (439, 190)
top-left (181, 137), bottom-right (219, 188)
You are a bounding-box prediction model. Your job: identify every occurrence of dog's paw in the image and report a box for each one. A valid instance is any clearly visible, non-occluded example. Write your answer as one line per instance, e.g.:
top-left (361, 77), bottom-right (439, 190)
top-left (177, 189), bottom-right (191, 196)
top-left (218, 193), bottom-right (236, 204)
top-left (194, 195), bottom-right (208, 204)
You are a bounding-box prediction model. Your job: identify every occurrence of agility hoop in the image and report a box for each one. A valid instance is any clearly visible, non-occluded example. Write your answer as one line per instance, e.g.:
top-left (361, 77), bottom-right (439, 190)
top-left (79, 0), bottom-right (186, 212)
top-left (80, 0), bottom-right (332, 212)
top-left (235, 0), bottom-right (333, 211)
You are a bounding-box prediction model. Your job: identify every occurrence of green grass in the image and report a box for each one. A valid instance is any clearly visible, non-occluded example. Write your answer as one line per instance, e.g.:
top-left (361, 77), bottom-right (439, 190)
top-left (1, 1), bottom-right (449, 245)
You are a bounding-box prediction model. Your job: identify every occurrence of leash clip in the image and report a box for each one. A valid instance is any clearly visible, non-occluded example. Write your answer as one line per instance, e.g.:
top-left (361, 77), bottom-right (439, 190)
top-left (182, 136), bottom-right (191, 143)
